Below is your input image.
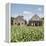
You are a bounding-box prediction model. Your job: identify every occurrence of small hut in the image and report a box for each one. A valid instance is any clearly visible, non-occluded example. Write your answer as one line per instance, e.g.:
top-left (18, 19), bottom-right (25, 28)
top-left (29, 14), bottom-right (43, 26)
top-left (13, 16), bottom-right (25, 25)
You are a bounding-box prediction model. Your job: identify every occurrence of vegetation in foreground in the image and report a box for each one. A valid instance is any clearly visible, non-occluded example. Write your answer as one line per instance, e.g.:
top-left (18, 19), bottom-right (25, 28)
top-left (11, 25), bottom-right (44, 42)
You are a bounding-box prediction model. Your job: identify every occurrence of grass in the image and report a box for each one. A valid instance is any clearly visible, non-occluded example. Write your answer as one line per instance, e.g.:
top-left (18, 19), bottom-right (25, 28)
top-left (11, 25), bottom-right (44, 42)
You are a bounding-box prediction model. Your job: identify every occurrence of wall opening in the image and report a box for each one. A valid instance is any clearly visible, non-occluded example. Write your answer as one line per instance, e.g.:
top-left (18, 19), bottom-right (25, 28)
top-left (18, 23), bottom-right (20, 25)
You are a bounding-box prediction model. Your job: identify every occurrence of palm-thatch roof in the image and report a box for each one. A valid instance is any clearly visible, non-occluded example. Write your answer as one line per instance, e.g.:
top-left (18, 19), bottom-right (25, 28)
top-left (30, 14), bottom-right (42, 21)
top-left (14, 16), bottom-right (25, 22)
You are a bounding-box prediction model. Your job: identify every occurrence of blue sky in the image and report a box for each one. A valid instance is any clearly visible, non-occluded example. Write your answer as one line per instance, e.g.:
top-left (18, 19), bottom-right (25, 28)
top-left (11, 4), bottom-right (44, 21)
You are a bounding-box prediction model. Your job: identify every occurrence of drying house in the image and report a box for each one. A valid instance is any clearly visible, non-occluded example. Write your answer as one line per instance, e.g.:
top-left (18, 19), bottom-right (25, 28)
top-left (11, 16), bottom-right (26, 25)
top-left (29, 14), bottom-right (43, 26)
top-left (11, 14), bottom-right (43, 26)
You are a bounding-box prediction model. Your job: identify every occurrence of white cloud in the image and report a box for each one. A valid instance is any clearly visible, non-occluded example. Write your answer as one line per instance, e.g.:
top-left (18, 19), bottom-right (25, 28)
top-left (37, 13), bottom-right (44, 18)
top-left (23, 11), bottom-right (31, 14)
top-left (34, 7), bottom-right (42, 13)
top-left (23, 11), bottom-right (34, 22)
top-left (38, 8), bottom-right (42, 12)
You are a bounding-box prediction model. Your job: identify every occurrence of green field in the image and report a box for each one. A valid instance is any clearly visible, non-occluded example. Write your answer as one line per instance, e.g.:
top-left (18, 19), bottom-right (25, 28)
top-left (11, 25), bottom-right (44, 42)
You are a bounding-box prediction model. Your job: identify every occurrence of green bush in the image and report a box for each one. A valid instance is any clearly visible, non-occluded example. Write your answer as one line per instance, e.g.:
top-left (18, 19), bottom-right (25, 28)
top-left (11, 25), bottom-right (44, 42)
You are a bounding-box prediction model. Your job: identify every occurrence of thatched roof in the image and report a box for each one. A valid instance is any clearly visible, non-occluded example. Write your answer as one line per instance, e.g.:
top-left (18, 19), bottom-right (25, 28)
top-left (30, 14), bottom-right (42, 21)
top-left (14, 16), bottom-right (25, 22)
